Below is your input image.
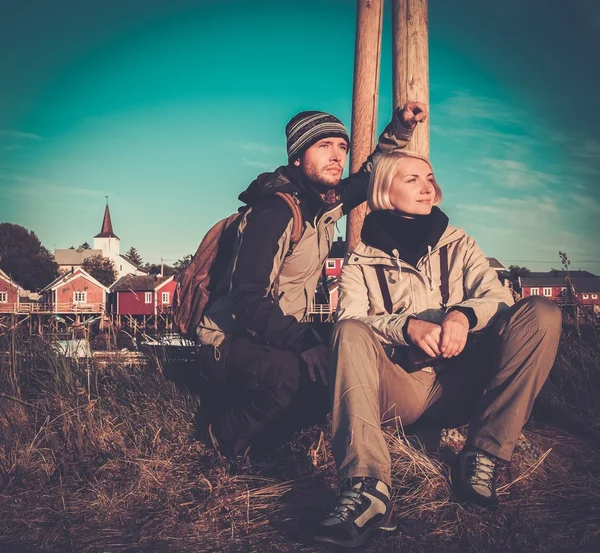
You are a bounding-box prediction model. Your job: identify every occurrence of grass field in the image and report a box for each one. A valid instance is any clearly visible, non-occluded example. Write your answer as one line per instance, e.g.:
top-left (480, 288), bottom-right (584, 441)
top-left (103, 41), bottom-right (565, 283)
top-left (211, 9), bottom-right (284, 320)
top-left (1, 324), bottom-right (599, 553)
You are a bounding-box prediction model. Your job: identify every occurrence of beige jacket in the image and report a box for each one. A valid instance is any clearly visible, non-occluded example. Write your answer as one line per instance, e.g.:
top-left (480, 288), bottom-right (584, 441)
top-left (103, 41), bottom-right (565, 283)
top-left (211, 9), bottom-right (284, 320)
top-left (336, 225), bottom-right (514, 346)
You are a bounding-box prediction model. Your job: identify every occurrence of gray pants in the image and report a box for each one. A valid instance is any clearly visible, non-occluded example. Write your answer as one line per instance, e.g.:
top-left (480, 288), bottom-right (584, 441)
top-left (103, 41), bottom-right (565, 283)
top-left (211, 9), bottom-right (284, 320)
top-left (329, 296), bottom-right (562, 488)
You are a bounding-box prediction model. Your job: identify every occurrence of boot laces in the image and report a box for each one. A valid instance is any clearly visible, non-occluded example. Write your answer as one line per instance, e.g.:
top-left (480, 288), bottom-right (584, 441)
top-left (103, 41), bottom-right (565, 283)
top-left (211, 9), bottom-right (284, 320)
top-left (468, 451), bottom-right (497, 490)
top-left (329, 482), bottom-right (367, 522)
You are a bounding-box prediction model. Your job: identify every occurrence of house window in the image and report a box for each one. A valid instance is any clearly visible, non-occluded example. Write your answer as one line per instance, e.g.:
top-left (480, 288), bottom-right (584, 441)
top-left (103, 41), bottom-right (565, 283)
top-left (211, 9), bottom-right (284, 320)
top-left (73, 291), bottom-right (87, 303)
top-left (0, 291), bottom-right (7, 303)
top-left (145, 292), bottom-right (152, 304)
top-left (326, 260), bottom-right (336, 269)
top-left (162, 292), bottom-right (170, 304)
top-left (592, 294), bottom-right (598, 300)
top-left (543, 288), bottom-right (552, 297)
top-left (582, 294), bottom-right (589, 300)
top-left (560, 287), bottom-right (567, 296)
top-left (530, 287), bottom-right (539, 296)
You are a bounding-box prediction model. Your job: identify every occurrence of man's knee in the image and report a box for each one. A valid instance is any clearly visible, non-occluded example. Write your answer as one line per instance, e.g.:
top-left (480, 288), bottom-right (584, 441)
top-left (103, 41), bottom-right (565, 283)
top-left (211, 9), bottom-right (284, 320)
top-left (517, 295), bottom-right (563, 331)
top-left (265, 349), bottom-right (301, 396)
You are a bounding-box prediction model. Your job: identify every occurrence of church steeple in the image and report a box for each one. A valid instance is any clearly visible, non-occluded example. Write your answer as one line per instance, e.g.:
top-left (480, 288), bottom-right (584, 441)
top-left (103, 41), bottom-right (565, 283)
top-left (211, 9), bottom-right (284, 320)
top-left (94, 199), bottom-right (119, 239)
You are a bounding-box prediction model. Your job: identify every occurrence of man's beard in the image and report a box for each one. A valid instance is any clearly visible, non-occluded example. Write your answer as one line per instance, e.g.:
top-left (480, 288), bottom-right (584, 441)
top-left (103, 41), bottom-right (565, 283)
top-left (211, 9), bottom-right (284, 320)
top-left (302, 165), bottom-right (342, 188)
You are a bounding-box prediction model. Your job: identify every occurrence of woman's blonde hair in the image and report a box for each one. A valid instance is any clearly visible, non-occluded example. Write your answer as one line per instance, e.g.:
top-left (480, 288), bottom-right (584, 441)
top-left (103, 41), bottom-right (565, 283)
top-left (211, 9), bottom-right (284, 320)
top-left (367, 149), bottom-right (442, 211)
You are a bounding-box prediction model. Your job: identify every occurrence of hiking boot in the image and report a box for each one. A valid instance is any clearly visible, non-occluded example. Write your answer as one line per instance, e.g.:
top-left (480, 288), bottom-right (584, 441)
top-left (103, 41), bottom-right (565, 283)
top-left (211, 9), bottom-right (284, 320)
top-left (208, 423), bottom-right (251, 474)
top-left (454, 447), bottom-right (499, 511)
top-left (314, 477), bottom-right (397, 550)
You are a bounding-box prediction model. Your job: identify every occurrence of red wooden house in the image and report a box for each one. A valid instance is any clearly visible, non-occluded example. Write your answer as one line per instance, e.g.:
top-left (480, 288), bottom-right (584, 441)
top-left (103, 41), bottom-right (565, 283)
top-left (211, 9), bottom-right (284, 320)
top-left (520, 270), bottom-right (600, 307)
top-left (110, 275), bottom-right (176, 316)
top-left (0, 268), bottom-right (21, 313)
top-left (40, 268), bottom-right (109, 313)
top-left (325, 237), bottom-right (346, 279)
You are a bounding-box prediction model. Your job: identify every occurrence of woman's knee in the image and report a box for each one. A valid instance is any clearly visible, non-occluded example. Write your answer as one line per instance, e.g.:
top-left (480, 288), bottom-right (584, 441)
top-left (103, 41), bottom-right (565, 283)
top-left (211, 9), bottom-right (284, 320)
top-left (516, 295), bottom-right (563, 331)
top-left (332, 318), bottom-right (374, 344)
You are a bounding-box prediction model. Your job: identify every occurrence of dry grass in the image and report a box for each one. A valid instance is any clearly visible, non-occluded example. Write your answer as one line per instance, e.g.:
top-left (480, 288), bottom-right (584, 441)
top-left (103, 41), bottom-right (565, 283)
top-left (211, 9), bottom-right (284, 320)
top-left (1, 326), bottom-right (599, 553)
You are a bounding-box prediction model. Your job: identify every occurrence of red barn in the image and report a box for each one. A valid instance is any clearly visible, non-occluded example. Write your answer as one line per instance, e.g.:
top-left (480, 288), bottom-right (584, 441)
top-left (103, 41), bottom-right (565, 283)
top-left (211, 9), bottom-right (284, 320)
top-left (520, 270), bottom-right (600, 307)
top-left (40, 268), bottom-right (109, 313)
top-left (0, 268), bottom-right (21, 313)
top-left (110, 275), bottom-right (176, 316)
top-left (326, 237), bottom-right (346, 279)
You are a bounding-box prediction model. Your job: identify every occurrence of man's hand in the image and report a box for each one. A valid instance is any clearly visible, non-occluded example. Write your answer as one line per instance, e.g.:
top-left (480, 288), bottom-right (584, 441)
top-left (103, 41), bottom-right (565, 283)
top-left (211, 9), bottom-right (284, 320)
top-left (400, 101), bottom-right (428, 129)
top-left (440, 310), bottom-right (470, 358)
top-left (300, 344), bottom-right (329, 385)
top-left (406, 319), bottom-right (442, 358)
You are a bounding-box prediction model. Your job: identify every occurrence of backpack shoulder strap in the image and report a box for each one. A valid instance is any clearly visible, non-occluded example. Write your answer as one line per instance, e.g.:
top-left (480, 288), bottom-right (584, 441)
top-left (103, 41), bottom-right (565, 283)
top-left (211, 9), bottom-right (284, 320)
top-left (275, 192), bottom-right (304, 250)
top-left (375, 265), bottom-right (394, 314)
top-left (439, 244), bottom-right (449, 309)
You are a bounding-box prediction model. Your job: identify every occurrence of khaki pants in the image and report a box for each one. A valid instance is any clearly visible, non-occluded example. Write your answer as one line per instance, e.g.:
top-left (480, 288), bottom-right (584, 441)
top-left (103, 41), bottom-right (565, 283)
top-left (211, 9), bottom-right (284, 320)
top-left (329, 296), bottom-right (562, 488)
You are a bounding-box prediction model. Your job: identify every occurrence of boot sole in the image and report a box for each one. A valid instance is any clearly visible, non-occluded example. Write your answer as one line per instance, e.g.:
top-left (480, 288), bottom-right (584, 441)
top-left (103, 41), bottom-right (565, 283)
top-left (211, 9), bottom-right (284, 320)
top-left (314, 512), bottom-right (398, 550)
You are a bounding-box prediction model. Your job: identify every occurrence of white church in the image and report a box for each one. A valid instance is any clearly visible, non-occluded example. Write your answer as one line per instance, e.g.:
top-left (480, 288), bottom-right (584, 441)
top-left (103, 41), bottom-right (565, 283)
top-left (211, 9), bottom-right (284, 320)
top-left (54, 203), bottom-right (147, 280)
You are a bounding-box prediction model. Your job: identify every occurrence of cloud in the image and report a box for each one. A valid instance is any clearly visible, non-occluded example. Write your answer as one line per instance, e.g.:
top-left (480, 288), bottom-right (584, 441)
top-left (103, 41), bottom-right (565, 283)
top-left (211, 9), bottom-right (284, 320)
top-left (569, 194), bottom-right (600, 215)
top-left (572, 138), bottom-right (600, 161)
top-left (229, 141), bottom-right (285, 156)
top-left (241, 158), bottom-right (274, 171)
top-left (0, 172), bottom-right (107, 199)
top-left (0, 130), bottom-right (42, 140)
top-left (456, 196), bottom-right (557, 216)
top-left (466, 158), bottom-right (560, 190)
top-left (435, 91), bottom-right (526, 128)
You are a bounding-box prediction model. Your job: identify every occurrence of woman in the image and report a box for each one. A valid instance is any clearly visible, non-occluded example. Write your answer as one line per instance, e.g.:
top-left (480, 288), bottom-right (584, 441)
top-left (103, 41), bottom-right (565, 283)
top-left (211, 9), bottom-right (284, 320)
top-left (314, 150), bottom-right (562, 550)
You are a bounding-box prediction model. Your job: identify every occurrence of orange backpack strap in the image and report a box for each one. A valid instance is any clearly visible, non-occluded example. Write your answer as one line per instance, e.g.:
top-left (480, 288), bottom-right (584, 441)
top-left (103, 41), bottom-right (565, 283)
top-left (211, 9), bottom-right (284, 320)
top-left (275, 191), bottom-right (304, 246)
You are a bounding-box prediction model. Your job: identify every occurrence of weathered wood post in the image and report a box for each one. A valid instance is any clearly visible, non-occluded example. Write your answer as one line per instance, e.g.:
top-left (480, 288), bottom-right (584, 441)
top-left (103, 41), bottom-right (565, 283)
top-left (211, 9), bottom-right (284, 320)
top-left (346, 0), bottom-right (384, 253)
top-left (392, 0), bottom-right (429, 157)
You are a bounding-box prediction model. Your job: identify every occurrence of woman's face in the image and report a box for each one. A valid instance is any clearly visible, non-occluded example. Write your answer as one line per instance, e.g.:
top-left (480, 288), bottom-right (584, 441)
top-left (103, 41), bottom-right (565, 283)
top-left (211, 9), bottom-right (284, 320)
top-left (388, 157), bottom-right (436, 216)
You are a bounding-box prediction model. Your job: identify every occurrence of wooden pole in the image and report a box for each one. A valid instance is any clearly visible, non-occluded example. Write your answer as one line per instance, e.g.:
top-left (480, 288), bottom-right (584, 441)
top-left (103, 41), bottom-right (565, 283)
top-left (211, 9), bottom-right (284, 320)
top-left (346, 0), bottom-right (384, 253)
top-left (392, 0), bottom-right (429, 157)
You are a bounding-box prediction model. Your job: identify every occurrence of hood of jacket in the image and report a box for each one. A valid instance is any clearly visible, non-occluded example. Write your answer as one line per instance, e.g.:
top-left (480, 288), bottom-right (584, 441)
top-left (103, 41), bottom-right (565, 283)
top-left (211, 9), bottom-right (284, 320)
top-left (238, 165), bottom-right (336, 219)
top-left (238, 166), bottom-right (298, 206)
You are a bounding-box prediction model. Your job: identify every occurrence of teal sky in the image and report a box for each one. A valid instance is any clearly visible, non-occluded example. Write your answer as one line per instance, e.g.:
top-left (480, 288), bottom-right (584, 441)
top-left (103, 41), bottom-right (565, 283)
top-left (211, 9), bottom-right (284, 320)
top-left (1, 0), bottom-right (599, 273)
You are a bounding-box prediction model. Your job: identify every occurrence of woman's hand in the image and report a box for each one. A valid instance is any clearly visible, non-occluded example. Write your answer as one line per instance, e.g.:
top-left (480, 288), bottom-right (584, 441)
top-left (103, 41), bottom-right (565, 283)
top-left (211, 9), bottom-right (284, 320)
top-left (401, 101), bottom-right (428, 129)
top-left (440, 310), bottom-right (470, 358)
top-left (406, 318), bottom-right (442, 358)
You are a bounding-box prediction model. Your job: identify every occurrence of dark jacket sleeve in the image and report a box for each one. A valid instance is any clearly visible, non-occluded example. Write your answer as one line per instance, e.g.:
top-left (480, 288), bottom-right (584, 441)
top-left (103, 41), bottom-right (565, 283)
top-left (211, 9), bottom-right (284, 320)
top-left (341, 108), bottom-right (415, 214)
top-left (229, 196), bottom-right (321, 354)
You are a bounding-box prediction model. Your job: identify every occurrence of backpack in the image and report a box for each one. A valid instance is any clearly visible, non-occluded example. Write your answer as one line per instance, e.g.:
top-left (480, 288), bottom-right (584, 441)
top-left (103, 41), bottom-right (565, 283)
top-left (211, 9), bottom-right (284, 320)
top-left (173, 192), bottom-right (304, 340)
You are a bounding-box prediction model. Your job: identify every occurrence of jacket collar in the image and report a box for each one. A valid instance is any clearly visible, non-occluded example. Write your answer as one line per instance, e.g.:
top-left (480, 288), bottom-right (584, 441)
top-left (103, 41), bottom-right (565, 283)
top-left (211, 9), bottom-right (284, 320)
top-left (348, 225), bottom-right (465, 267)
top-left (361, 207), bottom-right (449, 268)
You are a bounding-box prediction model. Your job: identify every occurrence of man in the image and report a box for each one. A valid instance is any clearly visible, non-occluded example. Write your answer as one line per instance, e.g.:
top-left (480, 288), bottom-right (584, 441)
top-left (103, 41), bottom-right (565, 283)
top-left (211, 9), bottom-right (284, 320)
top-left (196, 103), bottom-right (428, 466)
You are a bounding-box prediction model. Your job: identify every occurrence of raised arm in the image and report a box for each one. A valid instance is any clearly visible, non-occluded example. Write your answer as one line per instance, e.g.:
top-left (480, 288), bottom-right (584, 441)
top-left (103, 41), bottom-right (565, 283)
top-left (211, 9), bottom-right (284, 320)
top-left (341, 101), bottom-right (428, 213)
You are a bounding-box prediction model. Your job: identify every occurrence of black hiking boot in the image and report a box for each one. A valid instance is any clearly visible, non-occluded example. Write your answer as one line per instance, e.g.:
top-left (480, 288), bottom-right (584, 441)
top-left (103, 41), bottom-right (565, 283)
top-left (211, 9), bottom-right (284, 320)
top-left (454, 447), bottom-right (499, 511)
top-left (314, 477), bottom-right (397, 550)
top-left (208, 423), bottom-right (251, 474)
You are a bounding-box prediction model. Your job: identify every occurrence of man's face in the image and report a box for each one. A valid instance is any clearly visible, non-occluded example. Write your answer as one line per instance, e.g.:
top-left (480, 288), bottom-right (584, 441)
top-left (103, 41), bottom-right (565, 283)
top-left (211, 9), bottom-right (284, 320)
top-left (294, 137), bottom-right (349, 187)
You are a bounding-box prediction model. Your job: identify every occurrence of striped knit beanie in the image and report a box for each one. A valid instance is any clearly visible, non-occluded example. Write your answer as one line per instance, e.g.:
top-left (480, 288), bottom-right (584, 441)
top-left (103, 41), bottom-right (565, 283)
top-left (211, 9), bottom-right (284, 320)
top-left (286, 111), bottom-right (350, 162)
